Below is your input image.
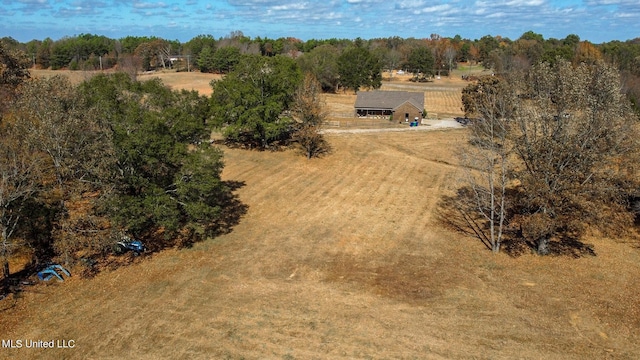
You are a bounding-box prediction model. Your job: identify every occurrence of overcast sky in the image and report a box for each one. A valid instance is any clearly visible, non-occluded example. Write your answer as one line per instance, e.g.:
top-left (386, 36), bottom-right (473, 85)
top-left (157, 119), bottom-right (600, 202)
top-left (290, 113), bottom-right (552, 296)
top-left (0, 0), bottom-right (638, 44)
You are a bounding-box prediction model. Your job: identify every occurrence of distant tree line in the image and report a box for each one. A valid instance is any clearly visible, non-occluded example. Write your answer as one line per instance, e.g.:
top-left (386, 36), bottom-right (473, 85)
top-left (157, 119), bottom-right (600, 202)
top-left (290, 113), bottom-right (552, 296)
top-left (2, 30), bottom-right (639, 107)
top-left (2, 31), bottom-right (639, 109)
top-left (2, 30), bottom-right (637, 71)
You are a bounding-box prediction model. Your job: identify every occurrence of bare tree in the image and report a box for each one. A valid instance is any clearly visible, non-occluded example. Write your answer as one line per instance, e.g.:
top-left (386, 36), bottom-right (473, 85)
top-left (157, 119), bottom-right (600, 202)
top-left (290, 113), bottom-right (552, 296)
top-left (118, 54), bottom-right (141, 80)
top-left (291, 73), bottom-right (330, 159)
top-left (460, 76), bottom-right (516, 252)
top-left (0, 41), bottom-right (37, 282)
top-left (158, 42), bottom-right (172, 69)
top-left (0, 41), bottom-right (30, 113)
top-left (12, 76), bottom-right (116, 264)
top-left (444, 46), bottom-right (457, 76)
top-left (455, 60), bottom-right (639, 255)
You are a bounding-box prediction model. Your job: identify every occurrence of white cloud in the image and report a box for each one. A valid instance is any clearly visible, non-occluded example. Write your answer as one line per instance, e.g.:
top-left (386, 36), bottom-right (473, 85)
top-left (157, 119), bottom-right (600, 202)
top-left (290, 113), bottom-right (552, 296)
top-left (0, 0), bottom-right (637, 44)
top-left (586, 0), bottom-right (635, 4)
top-left (133, 2), bottom-right (168, 9)
top-left (487, 11), bottom-right (507, 18)
top-left (56, 6), bottom-right (102, 17)
top-left (614, 12), bottom-right (638, 17)
top-left (396, 0), bottom-right (427, 9)
top-left (346, 0), bottom-right (386, 4)
top-left (416, 4), bottom-right (452, 14)
top-left (227, 0), bottom-right (281, 5)
top-left (505, 0), bottom-right (545, 6)
top-left (272, 3), bottom-right (308, 11)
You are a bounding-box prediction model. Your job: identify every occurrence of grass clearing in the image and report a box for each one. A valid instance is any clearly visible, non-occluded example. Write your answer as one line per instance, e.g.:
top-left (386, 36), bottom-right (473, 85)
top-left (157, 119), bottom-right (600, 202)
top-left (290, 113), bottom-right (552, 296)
top-left (32, 68), bottom-right (469, 120)
top-left (2, 129), bottom-right (640, 359)
top-left (8, 68), bottom-right (639, 358)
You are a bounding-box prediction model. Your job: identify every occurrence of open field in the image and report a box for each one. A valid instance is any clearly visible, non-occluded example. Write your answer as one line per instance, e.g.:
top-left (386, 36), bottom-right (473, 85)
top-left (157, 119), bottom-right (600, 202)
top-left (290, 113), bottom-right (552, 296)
top-left (31, 69), bottom-right (223, 95)
top-left (31, 68), bottom-right (471, 121)
top-left (2, 129), bottom-right (640, 359)
top-left (319, 73), bottom-right (470, 122)
top-left (138, 71), bottom-right (223, 94)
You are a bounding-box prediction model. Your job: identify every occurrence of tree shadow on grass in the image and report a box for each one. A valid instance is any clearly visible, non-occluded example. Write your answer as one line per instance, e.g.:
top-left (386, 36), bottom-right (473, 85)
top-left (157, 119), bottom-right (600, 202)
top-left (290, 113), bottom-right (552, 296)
top-left (1, 263), bottom-right (48, 310)
top-left (549, 238), bottom-right (596, 258)
top-left (208, 180), bottom-right (249, 237)
top-left (436, 189), bottom-right (496, 253)
top-left (498, 236), bottom-right (596, 258)
top-left (437, 187), bottom-right (597, 258)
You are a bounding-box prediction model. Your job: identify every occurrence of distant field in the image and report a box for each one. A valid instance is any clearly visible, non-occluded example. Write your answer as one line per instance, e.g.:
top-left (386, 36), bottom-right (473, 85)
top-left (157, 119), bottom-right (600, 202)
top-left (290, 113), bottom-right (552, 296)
top-left (322, 74), bottom-right (469, 121)
top-left (31, 69), bottom-right (222, 95)
top-left (32, 68), bottom-right (474, 120)
top-left (2, 129), bottom-right (640, 359)
top-left (381, 74), bottom-right (468, 118)
top-left (137, 71), bottom-right (223, 94)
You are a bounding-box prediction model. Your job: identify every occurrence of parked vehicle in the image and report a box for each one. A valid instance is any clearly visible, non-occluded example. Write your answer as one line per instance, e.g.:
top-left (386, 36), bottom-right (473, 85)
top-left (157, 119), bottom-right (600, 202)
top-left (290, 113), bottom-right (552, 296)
top-left (114, 236), bottom-right (146, 256)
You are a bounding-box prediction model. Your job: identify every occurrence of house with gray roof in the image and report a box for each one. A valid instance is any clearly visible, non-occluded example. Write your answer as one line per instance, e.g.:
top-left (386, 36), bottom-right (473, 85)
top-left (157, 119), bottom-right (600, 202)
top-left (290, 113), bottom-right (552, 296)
top-left (354, 90), bottom-right (425, 122)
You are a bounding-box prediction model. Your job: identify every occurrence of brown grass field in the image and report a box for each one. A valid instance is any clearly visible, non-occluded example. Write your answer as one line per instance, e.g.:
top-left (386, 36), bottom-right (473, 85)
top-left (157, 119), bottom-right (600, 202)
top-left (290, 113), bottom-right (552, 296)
top-left (30, 68), bottom-right (471, 119)
top-left (29, 69), bottom-right (224, 96)
top-left (2, 69), bottom-right (639, 359)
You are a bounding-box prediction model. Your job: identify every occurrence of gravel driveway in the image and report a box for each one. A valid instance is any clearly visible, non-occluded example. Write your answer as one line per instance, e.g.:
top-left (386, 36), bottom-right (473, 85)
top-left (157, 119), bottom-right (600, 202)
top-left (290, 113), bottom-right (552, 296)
top-left (321, 119), bottom-right (464, 134)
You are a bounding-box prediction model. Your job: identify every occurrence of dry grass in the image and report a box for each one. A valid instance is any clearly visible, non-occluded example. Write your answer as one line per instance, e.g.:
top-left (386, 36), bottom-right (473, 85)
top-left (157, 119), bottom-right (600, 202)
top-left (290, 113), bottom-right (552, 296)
top-left (137, 71), bottom-right (222, 94)
top-left (323, 73), bottom-right (469, 121)
top-left (2, 129), bottom-right (640, 359)
top-left (31, 68), bottom-right (468, 121)
top-left (382, 73), bottom-right (470, 118)
top-left (30, 69), bottom-right (222, 95)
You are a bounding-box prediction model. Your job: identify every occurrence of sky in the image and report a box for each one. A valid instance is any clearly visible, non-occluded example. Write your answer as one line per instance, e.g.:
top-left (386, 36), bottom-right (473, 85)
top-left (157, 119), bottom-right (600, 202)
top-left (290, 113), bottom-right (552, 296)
top-left (0, 0), bottom-right (638, 44)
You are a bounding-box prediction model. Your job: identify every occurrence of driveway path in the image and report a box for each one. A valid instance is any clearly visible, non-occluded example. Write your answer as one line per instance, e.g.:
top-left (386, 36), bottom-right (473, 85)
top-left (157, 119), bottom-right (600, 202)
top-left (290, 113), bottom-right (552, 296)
top-left (321, 119), bottom-right (464, 134)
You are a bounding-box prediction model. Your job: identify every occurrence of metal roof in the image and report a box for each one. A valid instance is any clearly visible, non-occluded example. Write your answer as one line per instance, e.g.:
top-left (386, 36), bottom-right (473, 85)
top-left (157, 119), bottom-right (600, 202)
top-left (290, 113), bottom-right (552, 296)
top-left (354, 91), bottom-right (424, 111)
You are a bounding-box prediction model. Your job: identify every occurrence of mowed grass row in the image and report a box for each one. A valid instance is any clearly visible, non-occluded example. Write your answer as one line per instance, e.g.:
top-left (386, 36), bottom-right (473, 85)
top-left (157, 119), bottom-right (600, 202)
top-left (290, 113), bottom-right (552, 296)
top-left (322, 90), bottom-right (463, 120)
top-left (3, 128), bottom-right (640, 359)
top-left (2, 130), bottom-right (471, 359)
top-left (424, 90), bottom-right (463, 117)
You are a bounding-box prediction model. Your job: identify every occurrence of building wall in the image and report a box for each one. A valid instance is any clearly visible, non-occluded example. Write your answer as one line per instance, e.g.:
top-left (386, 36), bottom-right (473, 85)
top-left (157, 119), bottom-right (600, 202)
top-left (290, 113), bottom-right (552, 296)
top-left (392, 102), bottom-right (422, 123)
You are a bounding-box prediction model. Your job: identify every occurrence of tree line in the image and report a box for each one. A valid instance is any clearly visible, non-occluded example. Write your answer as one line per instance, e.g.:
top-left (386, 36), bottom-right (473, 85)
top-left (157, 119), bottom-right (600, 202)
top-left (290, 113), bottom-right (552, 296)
top-left (4, 31), bottom-right (638, 73)
top-left (2, 31), bottom-right (639, 110)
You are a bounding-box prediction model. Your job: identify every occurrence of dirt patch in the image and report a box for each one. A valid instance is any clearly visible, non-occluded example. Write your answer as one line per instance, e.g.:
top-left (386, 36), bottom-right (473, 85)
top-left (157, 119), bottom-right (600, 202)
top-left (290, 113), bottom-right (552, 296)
top-left (323, 250), bottom-right (471, 304)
